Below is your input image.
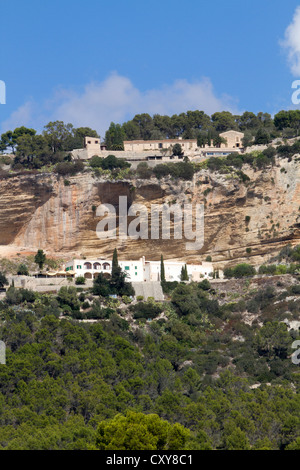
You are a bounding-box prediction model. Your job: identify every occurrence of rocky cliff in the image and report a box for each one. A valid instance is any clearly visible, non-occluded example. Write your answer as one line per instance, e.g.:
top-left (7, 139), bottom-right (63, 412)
top-left (0, 156), bottom-right (300, 269)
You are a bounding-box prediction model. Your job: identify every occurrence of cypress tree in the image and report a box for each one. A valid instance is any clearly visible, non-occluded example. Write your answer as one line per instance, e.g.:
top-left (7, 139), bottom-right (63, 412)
top-left (207, 130), bottom-right (212, 147)
top-left (111, 248), bottom-right (119, 280)
top-left (185, 264), bottom-right (189, 280)
top-left (181, 264), bottom-right (189, 281)
top-left (160, 254), bottom-right (165, 282)
top-left (110, 248), bottom-right (134, 296)
top-left (34, 249), bottom-right (46, 271)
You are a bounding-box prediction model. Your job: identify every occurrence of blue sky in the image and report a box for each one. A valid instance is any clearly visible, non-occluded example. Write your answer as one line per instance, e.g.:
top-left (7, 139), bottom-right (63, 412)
top-left (1, 0), bottom-right (300, 137)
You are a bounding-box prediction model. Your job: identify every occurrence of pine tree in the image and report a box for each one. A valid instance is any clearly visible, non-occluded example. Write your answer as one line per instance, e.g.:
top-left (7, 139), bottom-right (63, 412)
top-left (105, 122), bottom-right (125, 150)
top-left (113, 124), bottom-right (125, 150)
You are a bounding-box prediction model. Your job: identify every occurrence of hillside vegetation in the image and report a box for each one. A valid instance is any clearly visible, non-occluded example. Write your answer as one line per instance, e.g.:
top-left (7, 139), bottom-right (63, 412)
top-left (0, 273), bottom-right (299, 450)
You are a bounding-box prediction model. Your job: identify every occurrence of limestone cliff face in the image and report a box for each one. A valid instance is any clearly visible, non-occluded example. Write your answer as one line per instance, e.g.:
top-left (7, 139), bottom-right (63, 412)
top-left (0, 157), bottom-right (300, 268)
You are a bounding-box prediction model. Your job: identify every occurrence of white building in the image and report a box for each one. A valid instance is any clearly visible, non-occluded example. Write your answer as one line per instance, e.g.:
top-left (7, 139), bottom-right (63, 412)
top-left (65, 256), bottom-right (214, 282)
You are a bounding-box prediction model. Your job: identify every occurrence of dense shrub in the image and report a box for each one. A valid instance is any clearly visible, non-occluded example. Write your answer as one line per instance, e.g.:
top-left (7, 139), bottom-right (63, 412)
top-left (136, 162), bottom-right (153, 179)
top-left (57, 286), bottom-right (80, 312)
top-left (17, 264), bottom-right (29, 276)
top-left (75, 276), bottom-right (86, 285)
top-left (224, 264), bottom-right (256, 279)
top-left (93, 271), bottom-right (134, 298)
top-left (55, 160), bottom-right (84, 176)
top-left (90, 154), bottom-right (130, 171)
top-left (89, 155), bottom-right (104, 168)
top-left (258, 265), bottom-right (277, 275)
top-left (290, 285), bottom-right (300, 295)
top-left (198, 279), bottom-right (211, 291)
top-left (5, 287), bottom-right (36, 304)
top-left (86, 301), bottom-right (114, 319)
top-left (130, 301), bottom-right (163, 320)
top-left (161, 280), bottom-right (179, 294)
top-left (153, 162), bottom-right (194, 181)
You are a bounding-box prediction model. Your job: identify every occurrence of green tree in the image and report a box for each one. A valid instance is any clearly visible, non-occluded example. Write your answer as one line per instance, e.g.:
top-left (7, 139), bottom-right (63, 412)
top-left (0, 272), bottom-right (8, 288)
top-left (96, 411), bottom-right (190, 450)
top-left (111, 248), bottom-right (119, 281)
top-left (92, 272), bottom-right (112, 297)
top-left (89, 155), bottom-right (104, 168)
top-left (132, 113), bottom-right (155, 140)
top-left (224, 263), bottom-right (256, 279)
top-left (211, 111), bottom-right (237, 132)
top-left (17, 264), bottom-right (29, 276)
top-left (75, 276), bottom-right (86, 285)
top-left (57, 286), bottom-right (80, 312)
top-left (197, 132), bottom-right (207, 148)
top-left (93, 249), bottom-right (134, 297)
top-left (213, 135), bottom-right (227, 148)
top-left (274, 110), bottom-right (295, 131)
top-left (0, 127), bottom-right (36, 153)
top-left (0, 131), bottom-right (14, 152)
top-left (238, 111), bottom-right (259, 130)
top-left (105, 123), bottom-right (125, 150)
top-left (122, 121), bottom-right (141, 140)
top-left (14, 134), bottom-right (51, 168)
top-left (254, 128), bottom-right (271, 145)
top-left (224, 428), bottom-right (251, 450)
top-left (242, 131), bottom-right (254, 149)
top-left (160, 255), bottom-right (166, 282)
top-left (254, 322), bottom-right (291, 359)
top-left (43, 121), bottom-right (74, 153)
top-left (34, 250), bottom-right (46, 271)
top-left (101, 155), bottom-right (130, 170)
top-left (180, 264), bottom-right (189, 281)
top-left (172, 143), bottom-right (183, 156)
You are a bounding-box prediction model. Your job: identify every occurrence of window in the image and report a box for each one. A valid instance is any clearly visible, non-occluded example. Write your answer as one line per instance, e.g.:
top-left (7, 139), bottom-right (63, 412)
top-left (135, 266), bottom-right (137, 269)
top-left (158, 143), bottom-right (163, 149)
top-left (125, 266), bottom-right (130, 270)
top-left (135, 272), bottom-right (138, 276)
top-left (77, 265), bottom-right (82, 269)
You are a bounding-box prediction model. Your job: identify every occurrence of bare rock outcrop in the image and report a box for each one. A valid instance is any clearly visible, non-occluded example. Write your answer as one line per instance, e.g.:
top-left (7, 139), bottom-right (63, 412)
top-left (0, 157), bottom-right (299, 268)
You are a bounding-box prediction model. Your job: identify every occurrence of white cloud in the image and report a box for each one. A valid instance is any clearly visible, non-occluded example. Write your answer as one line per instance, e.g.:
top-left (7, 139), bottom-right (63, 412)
top-left (1, 101), bottom-right (35, 132)
top-left (1, 73), bottom-right (240, 137)
top-left (281, 6), bottom-right (300, 76)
